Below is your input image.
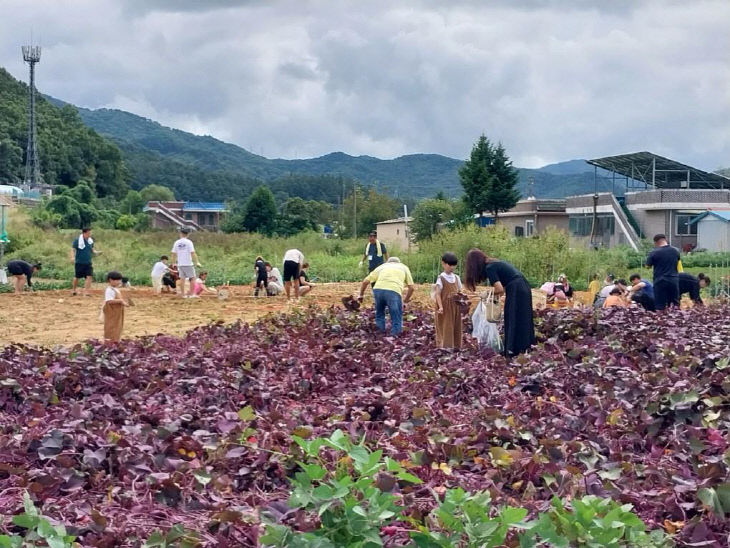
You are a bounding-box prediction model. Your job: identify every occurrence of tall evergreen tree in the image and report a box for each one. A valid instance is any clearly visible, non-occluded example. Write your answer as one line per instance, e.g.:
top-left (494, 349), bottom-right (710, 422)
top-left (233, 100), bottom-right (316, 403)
top-left (459, 135), bottom-right (520, 222)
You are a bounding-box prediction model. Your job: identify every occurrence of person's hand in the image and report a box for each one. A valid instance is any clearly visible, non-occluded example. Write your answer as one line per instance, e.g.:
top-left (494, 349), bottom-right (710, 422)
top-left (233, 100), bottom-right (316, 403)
top-left (357, 294), bottom-right (364, 302)
top-left (196, 262), bottom-right (202, 267)
top-left (436, 306), bottom-right (443, 314)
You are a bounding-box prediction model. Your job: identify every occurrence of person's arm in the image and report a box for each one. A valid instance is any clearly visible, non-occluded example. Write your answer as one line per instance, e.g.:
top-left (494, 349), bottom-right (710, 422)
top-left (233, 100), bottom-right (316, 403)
top-left (171, 252), bottom-right (178, 265)
top-left (26, 267), bottom-right (33, 289)
top-left (70, 243), bottom-right (76, 263)
top-left (491, 281), bottom-right (505, 296)
top-left (403, 284), bottom-right (415, 304)
top-left (382, 243), bottom-right (389, 261)
top-left (357, 279), bottom-right (370, 300)
top-left (434, 283), bottom-right (443, 313)
top-left (192, 251), bottom-right (201, 267)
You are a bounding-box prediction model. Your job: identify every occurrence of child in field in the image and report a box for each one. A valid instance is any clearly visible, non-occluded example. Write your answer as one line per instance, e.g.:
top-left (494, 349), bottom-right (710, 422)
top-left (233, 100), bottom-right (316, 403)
top-left (191, 271), bottom-right (217, 297)
top-left (151, 255), bottom-right (169, 295)
top-left (587, 273), bottom-right (601, 303)
top-left (103, 271), bottom-right (128, 342)
top-left (254, 256), bottom-right (268, 297)
top-left (603, 286), bottom-right (627, 308)
top-left (298, 263), bottom-right (315, 297)
top-left (266, 262), bottom-right (283, 296)
top-left (434, 252), bottom-right (463, 349)
top-left (162, 263), bottom-right (179, 293)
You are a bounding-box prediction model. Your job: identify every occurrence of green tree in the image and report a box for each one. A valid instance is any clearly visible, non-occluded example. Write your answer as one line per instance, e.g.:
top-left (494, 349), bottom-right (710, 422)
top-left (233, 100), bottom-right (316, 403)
top-left (243, 186), bottom-right (277, 234)
top-left (116, 214), bottom-right (137, 231)
top-left (459, 135), bottom-right (520, 222)
top-left (140, 184), bottom-right (176, 203)
top-left (342, 187), bottom-right (399, 238)
top-left (119, 190), bottom-right (145, 215)
top-left (411, 198), bottom-right (454, 241)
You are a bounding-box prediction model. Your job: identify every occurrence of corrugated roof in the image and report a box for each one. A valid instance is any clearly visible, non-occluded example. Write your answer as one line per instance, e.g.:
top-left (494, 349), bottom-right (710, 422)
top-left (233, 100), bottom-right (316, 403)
top-left (690, 210), bottom-right (730, 224)
top-left (376, 217), bottom-right (413, 225)
top-left (182, 202), bottom-right (227, 211)
top-left (587, 151), bottom-right (729, 190)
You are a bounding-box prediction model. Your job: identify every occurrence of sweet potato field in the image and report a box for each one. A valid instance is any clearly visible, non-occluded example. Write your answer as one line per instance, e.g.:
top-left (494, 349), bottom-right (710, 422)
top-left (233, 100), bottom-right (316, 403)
top-left (1, 305), bottom-right (730, 546)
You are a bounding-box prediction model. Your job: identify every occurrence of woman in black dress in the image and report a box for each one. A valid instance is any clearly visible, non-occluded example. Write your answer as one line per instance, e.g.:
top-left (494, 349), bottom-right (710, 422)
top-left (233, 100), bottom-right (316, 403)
top-left (465, 249), bottom-right (535, 357)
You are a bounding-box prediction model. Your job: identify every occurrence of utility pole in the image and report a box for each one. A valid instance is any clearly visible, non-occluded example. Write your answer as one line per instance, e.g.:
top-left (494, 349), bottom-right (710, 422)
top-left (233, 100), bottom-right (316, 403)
top-left (353, 182), bottom-right (357, 240)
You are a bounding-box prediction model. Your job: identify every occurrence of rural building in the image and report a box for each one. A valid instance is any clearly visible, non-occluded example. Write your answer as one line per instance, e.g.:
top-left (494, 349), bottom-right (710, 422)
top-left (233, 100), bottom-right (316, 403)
top-left (144, 201), bottom-right (228, 231)
top-left (690, 211), bottom-right (730, 252)
top-left (565, 152), bottom-right (730, 250)
top-left (491, 198), bottom-right (568, 237)
top-left (375, 217), bottom-right (413, 252)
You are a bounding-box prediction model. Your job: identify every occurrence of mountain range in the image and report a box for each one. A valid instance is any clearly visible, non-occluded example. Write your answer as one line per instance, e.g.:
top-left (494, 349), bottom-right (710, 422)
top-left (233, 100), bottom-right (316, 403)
top-left (46, 97), bottom-right (604, 201)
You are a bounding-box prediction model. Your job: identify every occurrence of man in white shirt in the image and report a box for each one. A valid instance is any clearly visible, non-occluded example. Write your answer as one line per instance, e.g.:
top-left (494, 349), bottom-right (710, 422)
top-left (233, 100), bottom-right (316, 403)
top-left (282, 248), bottom-right (304, 300)
top-left (171, 227), bottom-right (201, 298)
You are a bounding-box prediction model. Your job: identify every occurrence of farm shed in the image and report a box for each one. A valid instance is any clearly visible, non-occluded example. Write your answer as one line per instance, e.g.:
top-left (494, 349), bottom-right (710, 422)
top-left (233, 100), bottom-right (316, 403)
top-left (690, 211), bottom-right (730, 252)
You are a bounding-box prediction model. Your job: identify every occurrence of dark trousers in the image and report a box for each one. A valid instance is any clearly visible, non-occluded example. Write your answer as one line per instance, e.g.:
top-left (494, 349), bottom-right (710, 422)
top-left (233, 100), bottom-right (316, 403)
top-left (631, 292), bottom-right (656, 312)
top-left (654, 279), bottom-right (680, 311)
top-left (503, 277), bottom-right (536, 357)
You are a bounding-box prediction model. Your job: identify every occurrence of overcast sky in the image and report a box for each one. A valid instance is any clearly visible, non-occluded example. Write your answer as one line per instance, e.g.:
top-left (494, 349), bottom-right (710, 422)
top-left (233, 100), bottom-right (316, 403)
top-left (1, 0), bottom-right (728, 169)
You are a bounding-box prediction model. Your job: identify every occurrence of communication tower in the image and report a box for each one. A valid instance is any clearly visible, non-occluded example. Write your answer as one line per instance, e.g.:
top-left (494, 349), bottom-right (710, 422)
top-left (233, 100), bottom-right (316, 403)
top-left (22, 44), bottom-right (42, 188)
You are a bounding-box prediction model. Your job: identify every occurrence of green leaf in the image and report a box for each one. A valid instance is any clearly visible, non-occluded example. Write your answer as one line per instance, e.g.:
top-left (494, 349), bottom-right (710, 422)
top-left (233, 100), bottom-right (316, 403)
top-left (11, 513), bottom-right (38, 530)
top-left (300, 463), bottom-right (327, 481)
top-left (237, 405), bottom-right (256, 421)
top-left (193, 469), bottom-right (212, 486)
top-left (352, 505), bottom-right (368, 517)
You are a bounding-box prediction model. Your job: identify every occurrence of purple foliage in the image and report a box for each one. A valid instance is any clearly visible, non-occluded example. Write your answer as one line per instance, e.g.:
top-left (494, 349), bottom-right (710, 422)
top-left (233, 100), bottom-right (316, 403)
top-left (1, 305), bottom-right (729, 546)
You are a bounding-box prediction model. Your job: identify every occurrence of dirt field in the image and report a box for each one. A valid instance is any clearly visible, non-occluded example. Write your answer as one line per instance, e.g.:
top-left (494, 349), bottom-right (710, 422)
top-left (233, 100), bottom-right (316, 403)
top-left (0, 283), bottom-right (436, 347)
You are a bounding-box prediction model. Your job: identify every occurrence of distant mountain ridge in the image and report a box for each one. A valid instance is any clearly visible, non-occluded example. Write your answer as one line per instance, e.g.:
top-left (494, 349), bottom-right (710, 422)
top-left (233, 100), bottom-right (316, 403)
top-left (46, 95), bottom-right (602, 200)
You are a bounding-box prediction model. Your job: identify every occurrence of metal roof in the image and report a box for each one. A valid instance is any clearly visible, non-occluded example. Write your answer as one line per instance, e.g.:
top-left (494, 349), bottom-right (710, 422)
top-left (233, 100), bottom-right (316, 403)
top-left (182, 202), bottom-right (227, 211)
top-left (689, 210), bottom-right (730, 224)
top-left (376, 217), bottom-right (412, 225)
top-left (587, 151), bottom-right (729, 190)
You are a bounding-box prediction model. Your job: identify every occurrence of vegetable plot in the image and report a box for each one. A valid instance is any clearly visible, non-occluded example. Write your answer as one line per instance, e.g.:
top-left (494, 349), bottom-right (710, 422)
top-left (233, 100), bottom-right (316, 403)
top-left (1, 305), bottom-right (729, 546)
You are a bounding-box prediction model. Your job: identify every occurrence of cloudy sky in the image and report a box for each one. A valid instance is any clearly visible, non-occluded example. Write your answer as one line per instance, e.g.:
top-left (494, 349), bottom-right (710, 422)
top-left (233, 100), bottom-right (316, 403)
top-left (1, 0), bottom-right (728, 169)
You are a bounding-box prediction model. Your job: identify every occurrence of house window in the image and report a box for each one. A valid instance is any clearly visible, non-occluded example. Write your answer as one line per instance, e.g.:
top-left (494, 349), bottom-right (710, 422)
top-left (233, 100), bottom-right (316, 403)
top-left (397, 229), bottom-right (400, 235)
top-left (569, 214), bottom-right (615, 237)
top-left (515, 226), bottom-right (524, 237)
top-left (525, 220), bottom-right (535, 237)
top-left (184, 213), bottom-right (192, 221)
top-left (208, 213), bottom-right (215, 225)
top-left (676, 213), bottom-right (698, 236)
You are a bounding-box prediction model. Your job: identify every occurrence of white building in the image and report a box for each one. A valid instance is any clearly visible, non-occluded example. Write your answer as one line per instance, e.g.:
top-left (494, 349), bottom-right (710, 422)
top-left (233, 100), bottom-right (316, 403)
top-left (375, 217), bottom-right (413, 252)
top-left (690, 211), bottom-right (730, 252)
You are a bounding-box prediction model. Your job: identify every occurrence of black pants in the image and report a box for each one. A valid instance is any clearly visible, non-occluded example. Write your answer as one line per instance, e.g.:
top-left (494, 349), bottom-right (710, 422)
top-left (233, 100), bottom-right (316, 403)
top-left (255, 273), bottom-right (268, 288)
top-left (631, 292), bottom-right (656, 312)
top-left (654, 279), bottom-right (680, 311)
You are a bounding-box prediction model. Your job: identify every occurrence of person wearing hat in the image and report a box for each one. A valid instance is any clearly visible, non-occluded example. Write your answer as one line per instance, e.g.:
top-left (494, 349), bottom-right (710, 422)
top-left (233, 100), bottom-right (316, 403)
top-left (360, 231), bottom-right (389, 273)
top-left (171, 227), bottom-right (202, 298)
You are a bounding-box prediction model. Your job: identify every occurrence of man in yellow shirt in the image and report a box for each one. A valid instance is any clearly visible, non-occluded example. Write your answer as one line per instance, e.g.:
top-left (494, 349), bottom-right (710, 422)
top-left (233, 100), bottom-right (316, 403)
top-left (357, 257), bottom-right (414, 336)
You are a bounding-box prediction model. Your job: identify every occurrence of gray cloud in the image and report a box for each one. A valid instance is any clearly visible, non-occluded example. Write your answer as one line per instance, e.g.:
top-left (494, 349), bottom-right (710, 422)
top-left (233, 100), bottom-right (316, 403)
top-left (0, 0), bottom-right (728, 169)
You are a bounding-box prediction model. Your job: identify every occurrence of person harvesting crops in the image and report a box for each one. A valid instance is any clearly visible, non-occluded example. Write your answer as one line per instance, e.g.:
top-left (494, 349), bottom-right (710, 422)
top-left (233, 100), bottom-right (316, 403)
top-left (465, 249), bottom-right (535, 357)
top-left (357, 257), bottom-right (414, 336)
top-left (283, 248), bottom-right (305, 300)
top-left (679, 272), bottom-right (710, 305)
top-left (6, 260), bottom-right (41, 294)
top-left (628, 274), bottom-right (656, 311)
top-left (646, 234), bottom-right (681, 311)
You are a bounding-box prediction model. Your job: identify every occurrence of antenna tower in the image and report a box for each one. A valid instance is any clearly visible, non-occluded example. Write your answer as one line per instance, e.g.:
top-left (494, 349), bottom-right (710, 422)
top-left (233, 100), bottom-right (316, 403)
top-left (22, 44), bottom-right (42, 188)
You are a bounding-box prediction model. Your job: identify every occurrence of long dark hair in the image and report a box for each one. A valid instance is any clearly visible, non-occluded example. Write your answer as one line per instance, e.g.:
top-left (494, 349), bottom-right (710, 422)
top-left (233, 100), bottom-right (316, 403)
top-left (464, 248), bottom-right (499, 291)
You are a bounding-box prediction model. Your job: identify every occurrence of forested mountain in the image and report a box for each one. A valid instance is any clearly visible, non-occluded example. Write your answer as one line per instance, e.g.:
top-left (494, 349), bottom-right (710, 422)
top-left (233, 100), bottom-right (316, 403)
top-left (0, 68), bottom-right (127, 197)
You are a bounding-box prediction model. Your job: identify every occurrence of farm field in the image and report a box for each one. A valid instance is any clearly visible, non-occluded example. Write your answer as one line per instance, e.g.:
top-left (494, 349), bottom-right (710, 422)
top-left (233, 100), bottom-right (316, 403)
top-left (0, 283), bottom-right (432, 347)
top-left (1, 302), bottom-right (730, 546)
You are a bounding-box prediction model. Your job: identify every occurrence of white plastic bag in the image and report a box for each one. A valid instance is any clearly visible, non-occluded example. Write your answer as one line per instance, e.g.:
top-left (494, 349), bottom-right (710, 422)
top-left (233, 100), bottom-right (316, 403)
top-left (471, 301), bottom-right (503, 352)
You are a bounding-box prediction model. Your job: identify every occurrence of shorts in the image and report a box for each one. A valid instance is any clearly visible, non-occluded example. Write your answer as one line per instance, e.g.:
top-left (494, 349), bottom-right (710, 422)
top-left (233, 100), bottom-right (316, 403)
top-left (75, 263), bottom-right (93, 279)
top-left (7, 262), bottom-right (24, 276)
top-left (178, 265), bottom-right (196, 279)
top-left (283, 260), bottom-right (300, 282)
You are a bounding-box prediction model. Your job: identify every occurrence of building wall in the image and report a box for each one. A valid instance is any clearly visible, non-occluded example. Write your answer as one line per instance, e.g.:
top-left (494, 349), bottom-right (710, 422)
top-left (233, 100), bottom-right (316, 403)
top-left (376, 222), bottom-right (411, 252)
top-left (537, 213), bottom-right (569, 233)
top-left (697, 218), bottom-right (730, 252)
